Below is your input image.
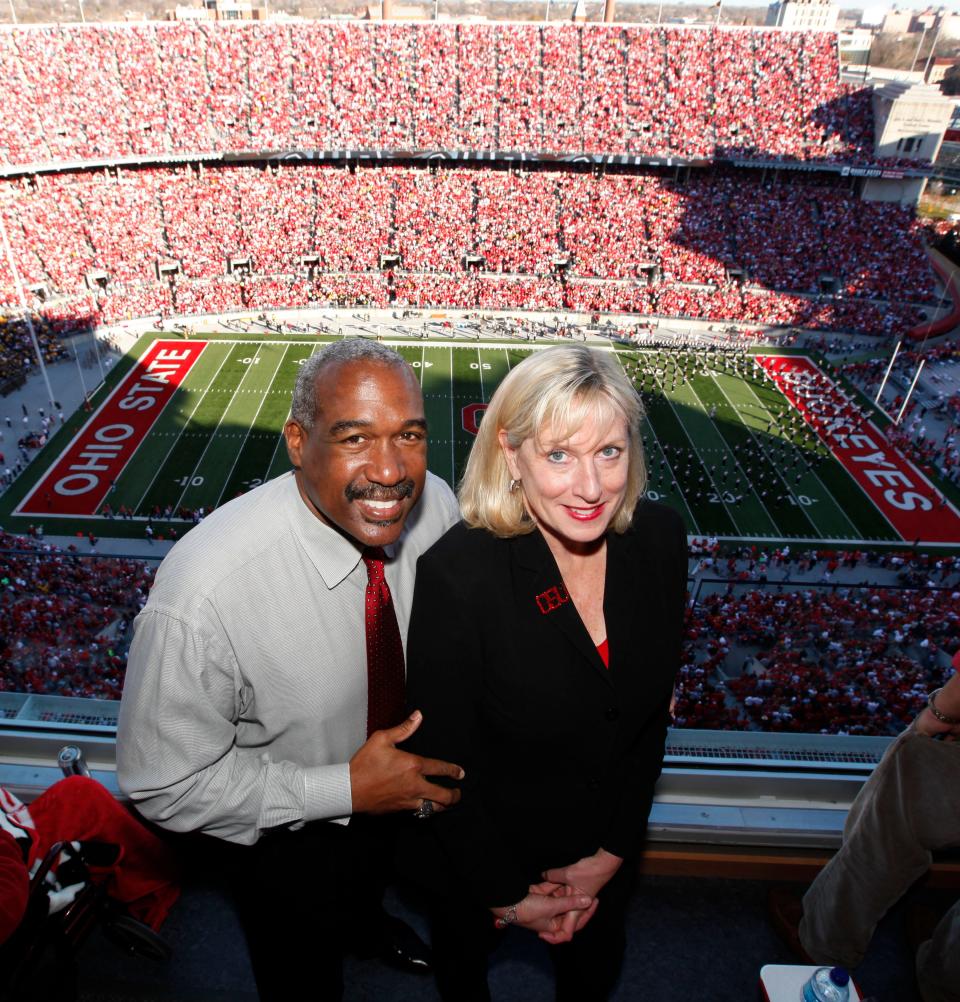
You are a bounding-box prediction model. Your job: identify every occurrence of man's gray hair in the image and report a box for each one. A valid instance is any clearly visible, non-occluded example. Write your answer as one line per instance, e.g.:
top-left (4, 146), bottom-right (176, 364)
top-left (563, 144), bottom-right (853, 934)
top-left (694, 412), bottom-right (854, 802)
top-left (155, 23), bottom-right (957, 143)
top-left (290, 339), bottom-right (409, 429)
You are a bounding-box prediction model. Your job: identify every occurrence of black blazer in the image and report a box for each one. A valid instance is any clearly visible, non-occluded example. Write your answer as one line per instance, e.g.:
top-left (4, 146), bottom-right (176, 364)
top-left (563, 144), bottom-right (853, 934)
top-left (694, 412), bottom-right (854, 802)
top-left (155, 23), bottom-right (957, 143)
top-left (403, 501), bottom-right (687, 909)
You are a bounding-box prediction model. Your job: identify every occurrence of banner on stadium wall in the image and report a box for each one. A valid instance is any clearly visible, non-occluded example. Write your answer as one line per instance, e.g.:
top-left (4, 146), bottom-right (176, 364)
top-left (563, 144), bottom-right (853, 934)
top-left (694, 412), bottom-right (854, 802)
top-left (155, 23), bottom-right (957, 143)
top-left (3, 147), bottom-right (931, 182)
top-left (258, 148), bottom-right (930, 178)
top-left (18, 340), bottom-right (207, 518)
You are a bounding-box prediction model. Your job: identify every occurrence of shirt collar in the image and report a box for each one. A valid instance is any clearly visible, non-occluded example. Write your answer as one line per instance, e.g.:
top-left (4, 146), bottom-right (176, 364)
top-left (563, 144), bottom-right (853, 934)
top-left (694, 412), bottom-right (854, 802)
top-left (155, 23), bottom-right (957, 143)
top-left (284, 473), bottom-right (400, 588)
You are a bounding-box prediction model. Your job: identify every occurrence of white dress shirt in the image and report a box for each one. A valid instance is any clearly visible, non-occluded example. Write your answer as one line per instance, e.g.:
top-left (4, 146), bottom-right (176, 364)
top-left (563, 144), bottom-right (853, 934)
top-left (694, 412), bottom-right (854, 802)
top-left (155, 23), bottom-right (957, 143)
top-left (117, 470), bottom-right (459, 845)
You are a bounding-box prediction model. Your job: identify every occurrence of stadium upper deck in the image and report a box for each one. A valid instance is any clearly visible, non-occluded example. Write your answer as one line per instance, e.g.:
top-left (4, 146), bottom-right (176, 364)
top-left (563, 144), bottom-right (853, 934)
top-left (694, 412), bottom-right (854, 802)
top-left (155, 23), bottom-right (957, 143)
top-left (0, 21), bottom-right (884, 170)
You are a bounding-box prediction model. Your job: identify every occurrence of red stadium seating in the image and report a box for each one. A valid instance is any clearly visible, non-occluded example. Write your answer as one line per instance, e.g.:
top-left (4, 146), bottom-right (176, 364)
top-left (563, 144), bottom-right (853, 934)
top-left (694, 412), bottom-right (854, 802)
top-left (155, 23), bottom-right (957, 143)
top-left (0, 164), bottom-right (934, 366)
top-left (0, 23), bottom-right (881, 168)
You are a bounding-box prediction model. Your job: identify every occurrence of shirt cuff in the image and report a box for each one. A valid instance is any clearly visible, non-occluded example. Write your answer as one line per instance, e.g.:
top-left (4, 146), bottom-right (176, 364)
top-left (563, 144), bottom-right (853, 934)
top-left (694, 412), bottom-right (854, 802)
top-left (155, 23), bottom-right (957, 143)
top-left (302, 764), bottom-right (353, 823)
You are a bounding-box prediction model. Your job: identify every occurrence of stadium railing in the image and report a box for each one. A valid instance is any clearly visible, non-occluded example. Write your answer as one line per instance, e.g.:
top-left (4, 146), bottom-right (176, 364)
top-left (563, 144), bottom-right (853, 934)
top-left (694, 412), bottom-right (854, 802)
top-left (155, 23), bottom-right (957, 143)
top-left (4, 554), bottom-right (954, 852)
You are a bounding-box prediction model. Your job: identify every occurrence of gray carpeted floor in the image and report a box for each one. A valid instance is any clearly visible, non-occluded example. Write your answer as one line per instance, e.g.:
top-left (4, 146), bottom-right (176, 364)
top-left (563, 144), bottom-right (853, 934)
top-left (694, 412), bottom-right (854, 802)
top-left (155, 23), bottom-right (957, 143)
top-left (52, 874), bottom-right (937, 1002)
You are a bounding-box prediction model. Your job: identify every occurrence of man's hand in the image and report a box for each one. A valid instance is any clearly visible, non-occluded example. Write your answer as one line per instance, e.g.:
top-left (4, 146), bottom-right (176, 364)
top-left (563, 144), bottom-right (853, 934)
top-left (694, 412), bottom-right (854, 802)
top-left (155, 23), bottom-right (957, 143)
top-left (915, 705), bottom-right (960, 741)
top-left (349, 710), bottom-right (464, 814)
top-left (916, 673), bottom-right (960, 741)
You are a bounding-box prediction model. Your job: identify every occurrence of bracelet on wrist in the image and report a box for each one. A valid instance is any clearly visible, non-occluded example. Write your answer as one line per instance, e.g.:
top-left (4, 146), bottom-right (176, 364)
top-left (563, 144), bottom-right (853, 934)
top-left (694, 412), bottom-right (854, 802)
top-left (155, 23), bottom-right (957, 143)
top-left (927, 687), bottom-right (960, 725)
top-left (493, 904), bottom-right (519, 930)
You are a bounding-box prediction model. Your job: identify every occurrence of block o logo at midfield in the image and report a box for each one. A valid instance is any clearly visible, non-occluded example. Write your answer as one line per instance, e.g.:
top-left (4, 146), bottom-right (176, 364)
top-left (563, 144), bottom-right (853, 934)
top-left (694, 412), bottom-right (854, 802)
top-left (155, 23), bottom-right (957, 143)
top-left (462, 403), bottom-right (488, 436)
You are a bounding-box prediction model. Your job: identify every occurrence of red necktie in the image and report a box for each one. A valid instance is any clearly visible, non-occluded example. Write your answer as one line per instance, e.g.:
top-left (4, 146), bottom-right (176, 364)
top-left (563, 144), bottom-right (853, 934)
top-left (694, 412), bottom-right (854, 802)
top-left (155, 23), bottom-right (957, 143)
top-left (362, 547), bottom-right (406, 736)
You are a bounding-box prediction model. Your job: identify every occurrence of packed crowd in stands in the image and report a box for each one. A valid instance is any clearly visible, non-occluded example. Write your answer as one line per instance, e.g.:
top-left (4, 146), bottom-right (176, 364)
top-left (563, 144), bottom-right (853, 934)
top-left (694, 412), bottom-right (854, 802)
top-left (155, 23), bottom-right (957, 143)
top-left (0, 162), bottom-right (936, 372)
top-left (842, 343), bottom-right (960, 488)
top-left (676, 542), bottom-right (960, 734)
top-left (0, 316), bottom-right (73, 391)
top-left (0, 23), bottom-right (882, 168)
top-left (0, 530), bottom-right (154, 701)
top-left (1, 525), bottom-right (954, 736)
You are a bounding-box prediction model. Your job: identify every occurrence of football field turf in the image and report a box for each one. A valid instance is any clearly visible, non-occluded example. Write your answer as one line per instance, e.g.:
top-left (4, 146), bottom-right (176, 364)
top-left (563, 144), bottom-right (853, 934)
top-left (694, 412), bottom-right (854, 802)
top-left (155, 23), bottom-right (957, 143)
top-left (11, 334), bottom-right (960, 546)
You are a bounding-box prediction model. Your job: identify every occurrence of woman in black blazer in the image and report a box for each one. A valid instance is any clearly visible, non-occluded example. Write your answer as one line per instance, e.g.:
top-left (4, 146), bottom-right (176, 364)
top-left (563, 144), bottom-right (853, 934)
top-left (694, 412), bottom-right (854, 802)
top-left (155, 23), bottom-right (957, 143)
top-left (404, 345), bottom-right (687, 1001)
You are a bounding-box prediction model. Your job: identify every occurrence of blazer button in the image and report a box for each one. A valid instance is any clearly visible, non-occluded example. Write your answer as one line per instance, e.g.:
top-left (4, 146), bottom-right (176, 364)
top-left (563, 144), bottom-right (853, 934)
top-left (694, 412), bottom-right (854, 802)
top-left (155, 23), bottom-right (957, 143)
top-left (605, 707), bottom-right (619, 722)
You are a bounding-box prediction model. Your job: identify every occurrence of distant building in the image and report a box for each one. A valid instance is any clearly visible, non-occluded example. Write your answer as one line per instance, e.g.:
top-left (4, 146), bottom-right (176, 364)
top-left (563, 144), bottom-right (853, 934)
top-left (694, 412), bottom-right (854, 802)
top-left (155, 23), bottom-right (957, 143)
top-left (366, 1), bottom-right (429, 19)
top-left (766, 0), bottom-right (839, 30)
top-left (838, 28), bottom-right (873, 66)
top-left (941, 12), bottom-right (960, 39)
top-left (880, 8), bottom-right (912, 34)
top-left (911, 9), bottom-right (939, 32)
top-left (929, 56), bottom-right (960, 85)
top-left (170, 0), bottom-right (263, 19)
top-left (865, 80), bottom-right (953, 204)
top-left (171, 4), bottom-right (209, 18)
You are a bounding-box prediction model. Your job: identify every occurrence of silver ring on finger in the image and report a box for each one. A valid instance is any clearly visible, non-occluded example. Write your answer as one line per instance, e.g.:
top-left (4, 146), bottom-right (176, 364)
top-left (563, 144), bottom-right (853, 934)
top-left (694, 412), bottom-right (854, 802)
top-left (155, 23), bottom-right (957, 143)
top-left (413, 798), bottom-right (435, 820)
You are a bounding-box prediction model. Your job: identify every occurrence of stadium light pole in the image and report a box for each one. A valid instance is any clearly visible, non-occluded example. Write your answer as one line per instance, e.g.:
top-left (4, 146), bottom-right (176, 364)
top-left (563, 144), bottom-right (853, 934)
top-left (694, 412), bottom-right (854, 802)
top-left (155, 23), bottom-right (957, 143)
top-left (896, 358), bottom-right (926, 425)
top-left (0, 210), bottom-right (56, 410)
top-left (77, 0), bottom-right (85, 23)
top-left (70, 337), bottom-right (89, 400)
top-left (875, 338), bottom-right (901, 405)
top-left (7, 1), bottom-right (16, 25)
top-left (910, 26), bottom-right (928, 75)
top-left (544, 0), bottom-right (551, 22)
top-left (923, 18), bottom-right (944, 81)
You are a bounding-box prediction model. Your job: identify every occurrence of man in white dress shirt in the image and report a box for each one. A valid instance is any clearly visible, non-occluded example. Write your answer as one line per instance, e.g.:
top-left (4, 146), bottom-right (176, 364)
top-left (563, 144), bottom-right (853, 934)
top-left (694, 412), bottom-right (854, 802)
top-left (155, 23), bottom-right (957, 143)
top-left (118, 340), bottom-right (469, 999)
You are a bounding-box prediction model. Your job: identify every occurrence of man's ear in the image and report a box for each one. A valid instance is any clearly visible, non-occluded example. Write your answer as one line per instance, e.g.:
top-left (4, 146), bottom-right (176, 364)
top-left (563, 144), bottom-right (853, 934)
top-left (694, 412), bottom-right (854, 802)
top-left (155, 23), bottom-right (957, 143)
top-left (283, 419), bottom-right (305, 469)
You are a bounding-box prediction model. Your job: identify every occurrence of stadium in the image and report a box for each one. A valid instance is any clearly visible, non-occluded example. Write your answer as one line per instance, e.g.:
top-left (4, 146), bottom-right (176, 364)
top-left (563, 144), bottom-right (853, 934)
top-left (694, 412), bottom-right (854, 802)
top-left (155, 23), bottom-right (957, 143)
top-left (1, 6), bottom-right (960, 1000)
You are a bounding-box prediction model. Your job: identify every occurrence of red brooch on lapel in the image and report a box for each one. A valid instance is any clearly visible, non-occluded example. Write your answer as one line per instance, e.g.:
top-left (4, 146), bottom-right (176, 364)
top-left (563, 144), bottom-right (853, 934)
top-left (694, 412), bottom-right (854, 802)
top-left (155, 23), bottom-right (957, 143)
top-left (536, 584), bottom-right (570, 614)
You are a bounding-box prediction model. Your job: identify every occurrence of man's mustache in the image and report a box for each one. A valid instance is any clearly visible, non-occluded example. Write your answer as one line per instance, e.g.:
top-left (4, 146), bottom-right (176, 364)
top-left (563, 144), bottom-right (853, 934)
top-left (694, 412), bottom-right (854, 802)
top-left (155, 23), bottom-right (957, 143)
top-left (344, 480), bottom-right (416, 503)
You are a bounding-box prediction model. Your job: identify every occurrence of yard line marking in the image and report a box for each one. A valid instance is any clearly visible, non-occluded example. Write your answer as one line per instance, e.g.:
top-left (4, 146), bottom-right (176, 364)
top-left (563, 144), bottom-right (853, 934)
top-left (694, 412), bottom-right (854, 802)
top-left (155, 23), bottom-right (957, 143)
top-left (214, 345), bottom-right (290, 510)
top-left (172, 344), bottom-right (265, 513)
top-left (671, 362), bottom-right (778, 533)
top-left (476, 345), bottom-right (486, 402)
top-left (733, 362), bottom-right (860, 540)
top-left (618, 351), bottom-right (699, 533)
top-left (647, 350), bottom-right (743, 536)
top-left (704, 366), bottom-right (815, 537)
top-left (448, 346), bottom-right (456, 484)
top-left (133, 344), bottom-right (234, 515)
top-left (261, 343), bottom-right (324, 484)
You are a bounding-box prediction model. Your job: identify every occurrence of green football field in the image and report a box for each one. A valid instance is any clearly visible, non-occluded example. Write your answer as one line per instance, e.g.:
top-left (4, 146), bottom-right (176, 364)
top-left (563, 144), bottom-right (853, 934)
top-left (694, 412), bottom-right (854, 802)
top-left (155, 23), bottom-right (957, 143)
top-left (6, 335), bottom-right (924, 544)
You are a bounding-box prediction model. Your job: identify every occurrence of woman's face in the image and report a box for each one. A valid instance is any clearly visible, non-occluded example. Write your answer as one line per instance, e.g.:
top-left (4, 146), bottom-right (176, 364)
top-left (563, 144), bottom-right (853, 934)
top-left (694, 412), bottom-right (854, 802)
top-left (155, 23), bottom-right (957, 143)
top-left (499, 407), bottom-right (630, 556)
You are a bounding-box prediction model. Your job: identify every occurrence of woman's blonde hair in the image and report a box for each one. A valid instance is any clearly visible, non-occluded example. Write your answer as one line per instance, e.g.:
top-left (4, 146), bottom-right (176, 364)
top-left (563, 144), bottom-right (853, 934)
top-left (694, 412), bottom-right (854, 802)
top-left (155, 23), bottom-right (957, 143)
top-left (459, 345), bottom-right (646, 537)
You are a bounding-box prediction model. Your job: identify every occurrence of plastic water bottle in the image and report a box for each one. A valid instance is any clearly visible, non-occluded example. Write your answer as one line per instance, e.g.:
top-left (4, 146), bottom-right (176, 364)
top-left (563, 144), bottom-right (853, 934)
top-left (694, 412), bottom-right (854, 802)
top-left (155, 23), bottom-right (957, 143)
top-left (802, 967), bottom-right (850, 1002)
